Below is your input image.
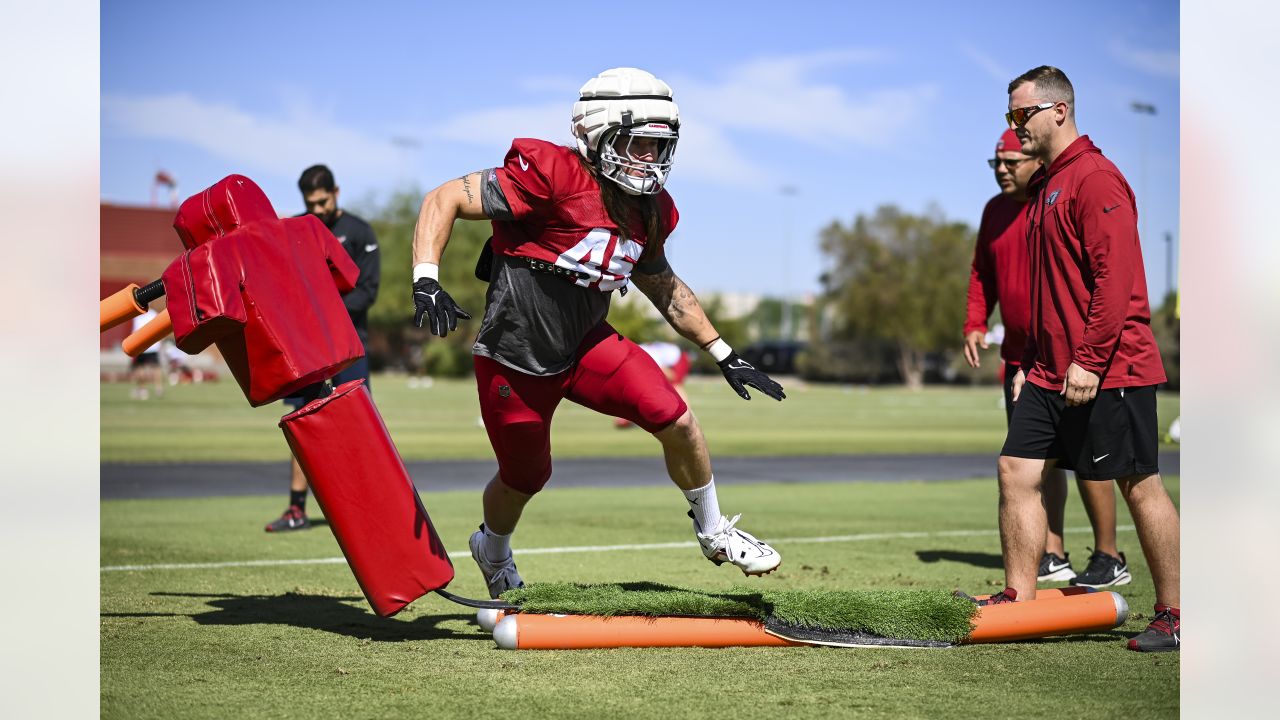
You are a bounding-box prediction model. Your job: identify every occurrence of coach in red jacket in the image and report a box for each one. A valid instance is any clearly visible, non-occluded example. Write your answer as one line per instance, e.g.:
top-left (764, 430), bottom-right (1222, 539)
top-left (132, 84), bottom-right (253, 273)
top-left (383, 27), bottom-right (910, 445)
top-left (964, 130), bottom-right (1126, 589)
top-left (987, 66), bottom-right (1180, 653)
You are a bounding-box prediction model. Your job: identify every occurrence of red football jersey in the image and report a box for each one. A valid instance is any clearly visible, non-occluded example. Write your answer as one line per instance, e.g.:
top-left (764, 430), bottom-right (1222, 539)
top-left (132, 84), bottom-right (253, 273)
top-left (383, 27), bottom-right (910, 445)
top-left (489, 138), bottom-right (679, 292)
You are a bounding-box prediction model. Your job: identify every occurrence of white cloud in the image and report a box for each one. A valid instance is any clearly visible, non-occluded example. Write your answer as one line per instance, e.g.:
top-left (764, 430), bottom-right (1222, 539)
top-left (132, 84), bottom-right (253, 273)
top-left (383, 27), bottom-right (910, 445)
top-left (428, 101), bottom-right (570, 147)
top-left (672, 50), bottom-right (937, 147)
top-left (101, 93), bottom-right (403, 181)
top-left (668, 119), bottom-right (767, 188)
top-left (958, 43), bottom-right (1012, 83)
top-left (421, 49), bottom-right (935, 188)
top-left (1111, 39), bottom-right (1180, 78)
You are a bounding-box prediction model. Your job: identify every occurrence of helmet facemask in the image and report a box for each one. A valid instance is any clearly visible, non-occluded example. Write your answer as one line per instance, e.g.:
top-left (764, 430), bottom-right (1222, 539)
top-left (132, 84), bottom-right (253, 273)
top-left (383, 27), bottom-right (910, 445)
top-left (597, 118), bottom-right (678, 195)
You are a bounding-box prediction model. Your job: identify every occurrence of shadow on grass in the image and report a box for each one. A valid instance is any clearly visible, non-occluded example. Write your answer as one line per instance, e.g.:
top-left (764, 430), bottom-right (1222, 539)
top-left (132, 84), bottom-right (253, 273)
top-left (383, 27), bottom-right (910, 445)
top-left (915, 549), bottom-right (1005, 569)
top-left (111, 591), bottom-right (489, 642)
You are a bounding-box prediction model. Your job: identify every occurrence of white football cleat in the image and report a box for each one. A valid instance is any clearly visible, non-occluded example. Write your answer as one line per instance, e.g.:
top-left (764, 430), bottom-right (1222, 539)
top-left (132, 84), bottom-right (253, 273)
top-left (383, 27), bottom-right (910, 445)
top-left (692, 513), bottom-right (781, 576)
top-left (469, 525), bottom-right (525, 599)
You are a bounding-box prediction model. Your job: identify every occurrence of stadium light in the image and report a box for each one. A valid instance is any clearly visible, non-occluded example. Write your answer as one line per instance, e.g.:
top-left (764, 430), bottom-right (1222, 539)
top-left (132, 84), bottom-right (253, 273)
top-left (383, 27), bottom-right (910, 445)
top-left (1131, 102), bottom-right (1157, 287)
top-left (780, 186), bottom-right (798, 341)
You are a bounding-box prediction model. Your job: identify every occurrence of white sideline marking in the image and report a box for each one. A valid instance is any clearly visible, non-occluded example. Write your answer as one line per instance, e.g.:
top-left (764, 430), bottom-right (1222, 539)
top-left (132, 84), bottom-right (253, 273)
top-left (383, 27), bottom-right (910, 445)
top-left (100, 524), bottom-right (1135, 573)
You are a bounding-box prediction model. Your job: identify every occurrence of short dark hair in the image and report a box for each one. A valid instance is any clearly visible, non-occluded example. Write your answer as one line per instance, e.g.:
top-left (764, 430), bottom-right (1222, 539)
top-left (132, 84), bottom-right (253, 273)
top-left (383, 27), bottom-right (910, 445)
top-left (298, 164), bottom-right (336, 193)
top-left (1008, 65), bottom-right (1075, 117)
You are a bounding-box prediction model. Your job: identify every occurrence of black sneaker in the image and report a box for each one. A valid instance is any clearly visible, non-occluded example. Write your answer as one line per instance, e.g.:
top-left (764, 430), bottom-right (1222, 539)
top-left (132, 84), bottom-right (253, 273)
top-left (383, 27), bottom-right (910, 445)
top-left (1128, 604), bottom-right (1180, 652)
top-left (265, 505), bottom-right (310, 532)
top-left (1071, 549), bottom-right (1131, 588)
top-left (1038, 552), bottom-right (1077, 582)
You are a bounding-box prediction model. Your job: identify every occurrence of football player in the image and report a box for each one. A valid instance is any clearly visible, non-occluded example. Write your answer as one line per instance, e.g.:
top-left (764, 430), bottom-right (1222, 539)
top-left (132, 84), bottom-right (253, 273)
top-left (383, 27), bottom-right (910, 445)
top-left (410, 68), bottom-right (785, 598)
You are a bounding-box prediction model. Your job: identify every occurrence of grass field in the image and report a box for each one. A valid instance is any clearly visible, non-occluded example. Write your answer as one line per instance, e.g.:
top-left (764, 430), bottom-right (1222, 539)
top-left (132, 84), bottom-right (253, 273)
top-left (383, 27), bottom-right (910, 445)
top-left (102, 477), bottom-right (1180, 719)
top-left (101, 375), bottom-right (1180, 462)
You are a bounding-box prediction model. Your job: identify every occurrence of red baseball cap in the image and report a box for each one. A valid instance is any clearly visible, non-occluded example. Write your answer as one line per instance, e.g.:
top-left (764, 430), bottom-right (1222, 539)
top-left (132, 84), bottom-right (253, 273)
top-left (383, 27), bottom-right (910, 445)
top-left (995, 129), bottom-right (1023, 154)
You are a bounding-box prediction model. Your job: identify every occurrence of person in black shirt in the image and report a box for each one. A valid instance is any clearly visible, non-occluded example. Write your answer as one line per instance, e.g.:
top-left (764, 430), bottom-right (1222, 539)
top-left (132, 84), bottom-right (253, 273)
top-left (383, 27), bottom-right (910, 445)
top-left (266, 164), bottom-right (380, 532)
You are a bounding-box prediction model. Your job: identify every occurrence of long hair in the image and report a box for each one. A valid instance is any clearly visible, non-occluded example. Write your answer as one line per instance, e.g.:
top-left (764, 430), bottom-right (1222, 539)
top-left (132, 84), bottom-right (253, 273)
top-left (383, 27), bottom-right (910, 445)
top-left (579, 156), bottom-right (669, 264)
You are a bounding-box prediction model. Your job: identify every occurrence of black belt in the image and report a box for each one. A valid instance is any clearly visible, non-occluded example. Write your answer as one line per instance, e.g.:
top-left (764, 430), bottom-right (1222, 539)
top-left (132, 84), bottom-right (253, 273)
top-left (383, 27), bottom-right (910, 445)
top-left (524, 257), bottom-right (590, 281)
top-left (522, 256), bottom-right (628, 296)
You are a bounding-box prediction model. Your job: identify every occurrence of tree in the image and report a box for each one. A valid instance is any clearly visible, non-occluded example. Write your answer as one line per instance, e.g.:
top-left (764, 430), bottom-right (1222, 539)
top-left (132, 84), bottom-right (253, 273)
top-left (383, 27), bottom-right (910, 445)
top-left (817, 204), bottom-right (973, 389)
top-left (1150, 290), bottom-right (1179, 389)
top-left (605, 294), bottom-right (664, 344)
top-left (359, 188), bottom-right (492, 376)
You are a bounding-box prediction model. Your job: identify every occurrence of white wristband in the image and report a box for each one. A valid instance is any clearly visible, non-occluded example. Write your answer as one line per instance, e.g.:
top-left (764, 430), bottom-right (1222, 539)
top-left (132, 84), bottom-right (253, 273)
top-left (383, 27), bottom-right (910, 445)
top-left (413, 262), bottom-right (440, 282)
top-left (707, 339), bottom-right (732, 362)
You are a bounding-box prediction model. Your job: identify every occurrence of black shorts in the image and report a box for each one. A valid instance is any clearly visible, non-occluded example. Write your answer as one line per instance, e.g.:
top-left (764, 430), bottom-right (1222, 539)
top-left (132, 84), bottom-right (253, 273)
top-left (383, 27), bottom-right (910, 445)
top-left (131, 352), bottom-right (160, 368)
top-left (1001, 381), bottom-right (1160, 480)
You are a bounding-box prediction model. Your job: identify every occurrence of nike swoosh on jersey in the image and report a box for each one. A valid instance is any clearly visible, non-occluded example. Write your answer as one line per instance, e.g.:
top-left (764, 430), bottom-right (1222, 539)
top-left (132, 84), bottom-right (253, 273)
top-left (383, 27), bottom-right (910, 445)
top-left (518, 155), bottom-right (529, 171)
top-left (365, 244), bottom-right (378, 252)
top-left (1103, 204), bottom-right (1121, 213)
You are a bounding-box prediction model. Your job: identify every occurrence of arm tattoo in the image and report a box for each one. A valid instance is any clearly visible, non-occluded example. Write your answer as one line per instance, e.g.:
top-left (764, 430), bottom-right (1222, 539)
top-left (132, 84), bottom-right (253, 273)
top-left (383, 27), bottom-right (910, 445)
top-left (635, 267), bottom-right (693, 324)
top-left (461, 174), bottom-right (476, 205)
top-left (668, 279), bottom-right (696, 322)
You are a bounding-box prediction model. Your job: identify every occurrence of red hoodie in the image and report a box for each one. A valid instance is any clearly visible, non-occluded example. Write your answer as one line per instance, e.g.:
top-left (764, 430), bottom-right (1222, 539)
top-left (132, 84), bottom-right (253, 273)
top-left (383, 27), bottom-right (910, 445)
top-left (965, 193), bottom-right (1031, 364)
top-left (1021, 135), bottom-right (1166, 390)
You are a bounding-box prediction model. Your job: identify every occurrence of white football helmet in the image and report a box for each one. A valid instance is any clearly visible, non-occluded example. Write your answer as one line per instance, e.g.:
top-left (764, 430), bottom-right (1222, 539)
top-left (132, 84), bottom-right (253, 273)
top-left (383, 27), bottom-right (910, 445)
top-left (572, 68), bottom-right (679, 195)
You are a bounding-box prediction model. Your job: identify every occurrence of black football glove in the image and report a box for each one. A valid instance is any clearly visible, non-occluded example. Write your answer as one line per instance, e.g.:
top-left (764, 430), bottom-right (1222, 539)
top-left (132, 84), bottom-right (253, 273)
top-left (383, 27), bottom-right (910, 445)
top-left (413, 277), bottom-right (471, 337)
top-left (718, 352), bottom-right (786, 401)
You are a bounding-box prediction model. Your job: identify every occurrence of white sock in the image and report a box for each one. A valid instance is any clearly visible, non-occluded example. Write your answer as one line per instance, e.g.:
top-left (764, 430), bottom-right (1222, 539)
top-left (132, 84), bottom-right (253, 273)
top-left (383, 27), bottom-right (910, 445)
top-left (683, 477), bottom-right (723, 535)
top-left (482, 524), bottom-right (513, 563)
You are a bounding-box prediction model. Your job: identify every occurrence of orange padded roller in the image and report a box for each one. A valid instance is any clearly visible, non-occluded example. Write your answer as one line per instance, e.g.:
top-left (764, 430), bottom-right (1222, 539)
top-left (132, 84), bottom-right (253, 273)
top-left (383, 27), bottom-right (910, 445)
top-left (100, 283), bottom-right (145, 333)
top-left (122, 309), bottom-right (173, 357)
top-left (963, 591), bottom-right (1128, 644)
top-left (493, 613), bottom-right (801, 650)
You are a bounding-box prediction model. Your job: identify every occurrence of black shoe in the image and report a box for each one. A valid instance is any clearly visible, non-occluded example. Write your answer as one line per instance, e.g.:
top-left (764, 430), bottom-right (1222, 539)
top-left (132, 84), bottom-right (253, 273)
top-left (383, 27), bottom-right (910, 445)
top-left (1070, 549), bottom-right (1131, 588)
top-left (265, 505), bottom-right (310, 532)
top-left (1037, 552), bottom-right (1077, 582)
top-left (1128, 604), bottom-right (1180, 652)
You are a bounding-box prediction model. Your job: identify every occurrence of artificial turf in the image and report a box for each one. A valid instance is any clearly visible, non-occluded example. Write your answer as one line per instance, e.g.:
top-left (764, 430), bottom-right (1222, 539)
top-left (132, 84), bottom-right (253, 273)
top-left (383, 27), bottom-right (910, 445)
top-left (503, 583), bottom-right (978, 643)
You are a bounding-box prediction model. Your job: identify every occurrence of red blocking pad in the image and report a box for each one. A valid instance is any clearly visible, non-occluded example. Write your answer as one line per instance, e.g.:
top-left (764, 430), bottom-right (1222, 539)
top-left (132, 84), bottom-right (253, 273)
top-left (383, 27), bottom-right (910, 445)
top-left (280, 380), bottom-right (455, 616)
top-left (162, 175), bottom-right (363, 406)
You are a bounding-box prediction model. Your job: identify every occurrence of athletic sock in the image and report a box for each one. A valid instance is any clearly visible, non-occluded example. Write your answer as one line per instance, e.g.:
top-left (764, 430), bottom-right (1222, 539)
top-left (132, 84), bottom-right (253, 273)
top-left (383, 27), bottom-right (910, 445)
top-left (481, 524), bottom-right (513, 563)
top-left (683, 477), bottom-right (723, 535)
top-left (289, 490), bottom-right (307, 512)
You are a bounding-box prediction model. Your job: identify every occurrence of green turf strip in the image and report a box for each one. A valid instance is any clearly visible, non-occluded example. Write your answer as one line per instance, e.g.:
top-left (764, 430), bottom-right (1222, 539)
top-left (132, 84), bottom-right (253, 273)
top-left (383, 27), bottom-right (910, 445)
top-left (502, 582), bottom-right (978, 643)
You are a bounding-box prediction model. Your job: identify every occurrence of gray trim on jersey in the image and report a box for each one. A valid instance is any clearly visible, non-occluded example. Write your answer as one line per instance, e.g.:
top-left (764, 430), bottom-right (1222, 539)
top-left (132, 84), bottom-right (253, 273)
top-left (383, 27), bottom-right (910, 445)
top-left (472, 253), bottom-right (611, 376)
top-left (481, 168), bottom-right (515, 221)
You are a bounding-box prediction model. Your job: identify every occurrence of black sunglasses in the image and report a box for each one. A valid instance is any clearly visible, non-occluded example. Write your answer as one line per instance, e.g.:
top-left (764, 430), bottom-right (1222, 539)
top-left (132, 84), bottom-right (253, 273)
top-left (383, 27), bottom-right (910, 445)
top-left (1005, 102), bottom-right (1055, 129)
top-left (988, 157), bottom-right (1031, 169)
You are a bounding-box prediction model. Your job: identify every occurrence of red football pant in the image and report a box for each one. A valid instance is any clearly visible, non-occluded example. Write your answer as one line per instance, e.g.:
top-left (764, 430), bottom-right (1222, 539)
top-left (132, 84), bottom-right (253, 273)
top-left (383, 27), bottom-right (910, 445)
top-left (474, 322), bottom-right (688, 494)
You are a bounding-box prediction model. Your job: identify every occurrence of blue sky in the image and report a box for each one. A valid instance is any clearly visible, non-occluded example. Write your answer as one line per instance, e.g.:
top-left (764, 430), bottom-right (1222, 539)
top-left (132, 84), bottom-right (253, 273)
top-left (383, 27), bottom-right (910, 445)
top-left (101, 0), bottom-right (1180, 301)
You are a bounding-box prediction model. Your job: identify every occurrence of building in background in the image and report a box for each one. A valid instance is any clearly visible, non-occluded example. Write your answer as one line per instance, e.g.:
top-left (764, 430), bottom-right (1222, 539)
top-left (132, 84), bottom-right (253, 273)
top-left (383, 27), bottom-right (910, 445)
top-left (100, 202), bottom-right (221, 378)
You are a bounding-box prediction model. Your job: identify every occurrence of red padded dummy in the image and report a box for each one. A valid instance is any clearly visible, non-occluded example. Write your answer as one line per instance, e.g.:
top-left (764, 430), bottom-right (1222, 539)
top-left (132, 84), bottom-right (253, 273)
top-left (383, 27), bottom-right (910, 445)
top-left (281, 380), bottom-right (456, 616)
top-left (160, 175), bottom-right (364, 406)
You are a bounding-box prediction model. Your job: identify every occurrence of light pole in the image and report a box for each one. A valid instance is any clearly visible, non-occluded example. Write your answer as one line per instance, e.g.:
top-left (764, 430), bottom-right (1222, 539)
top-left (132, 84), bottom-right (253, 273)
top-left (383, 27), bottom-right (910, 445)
top-left (1130, 101), bottom-right (1157, 261)
top-left (779, 185), bottom-right (798, 340)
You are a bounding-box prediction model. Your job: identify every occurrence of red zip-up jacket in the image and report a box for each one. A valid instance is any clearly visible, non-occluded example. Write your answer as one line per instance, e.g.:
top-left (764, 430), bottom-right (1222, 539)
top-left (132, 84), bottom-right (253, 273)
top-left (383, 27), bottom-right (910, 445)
top-left (965, 193), bottom-right (1030, 365)
top-left (1021, 135), bottom-right (1166, 390)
